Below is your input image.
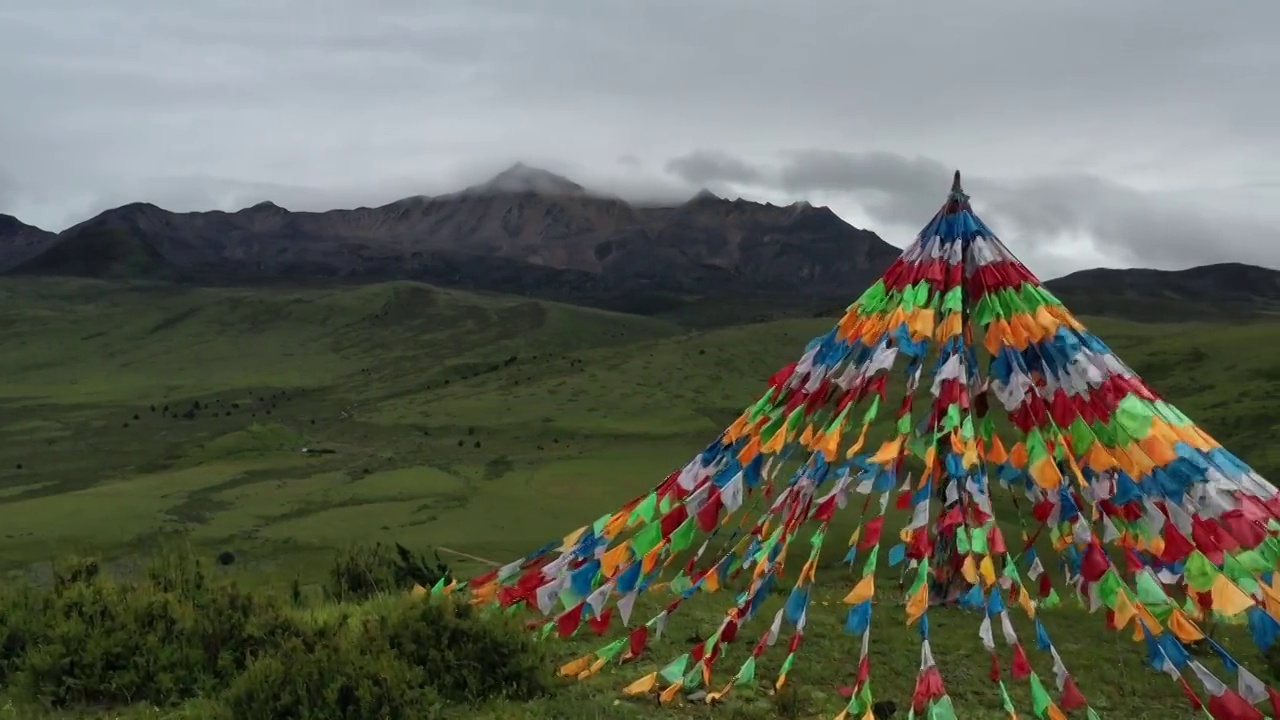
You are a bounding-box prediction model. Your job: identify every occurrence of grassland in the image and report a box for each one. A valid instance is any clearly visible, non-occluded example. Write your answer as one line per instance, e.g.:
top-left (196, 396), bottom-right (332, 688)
top-left (1, 276), bottom-right (1280, 719)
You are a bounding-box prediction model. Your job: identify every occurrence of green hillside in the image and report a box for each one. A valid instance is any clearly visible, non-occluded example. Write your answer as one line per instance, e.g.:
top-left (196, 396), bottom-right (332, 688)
top-left (1, 277), bottom-right (1280, 720)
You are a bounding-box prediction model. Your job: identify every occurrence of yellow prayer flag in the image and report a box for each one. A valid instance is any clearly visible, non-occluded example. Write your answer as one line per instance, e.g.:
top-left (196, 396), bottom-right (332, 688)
top-left (1210, 574), bottom-right (1256, 617)
top-left (1112, 591), bottom-right (1137, 631)
top-left (979, 556), bottom-right (997, 587)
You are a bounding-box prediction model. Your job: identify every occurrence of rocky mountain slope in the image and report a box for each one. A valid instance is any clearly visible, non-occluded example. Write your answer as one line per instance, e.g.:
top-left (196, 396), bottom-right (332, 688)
top-left (4, 164), bottom-right (1277, 324)
top-left (1, 164), bottom-right (900, 306)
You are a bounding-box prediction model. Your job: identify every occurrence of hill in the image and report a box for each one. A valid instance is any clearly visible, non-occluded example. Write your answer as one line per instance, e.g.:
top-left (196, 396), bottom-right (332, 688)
top-left (1, 277), bottom-right (1279, 719)
top-left (0, 213), bottom-right (57, 273)
top-left (0, 164), bottom-right (900, 309)
top-left (1046, 262), bottom-right (1280, 321)
top-left (2, 276), bottom-right (1279, 569)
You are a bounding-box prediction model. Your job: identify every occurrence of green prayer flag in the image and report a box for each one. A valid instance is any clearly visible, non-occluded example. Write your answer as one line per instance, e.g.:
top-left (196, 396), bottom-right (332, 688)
top-left (928, 696), bottom-right (958, 720)
top-left (1096, 569), bottom-right (1123, 608)
top-left (683, 663), bottom-right (703, 690)
top-left (670, 517), bottom-right (696, 553)
top-left (597, 637), bottom-right (628, 661)
top-left (659, 654), bottom-right (690, 684)
top-left (862, 546), bottom-right (879, 576)
top-left (970, 525), bottom-right (990, 555)
top-left (955, 526), bottom-right (971, 555)
top-left (1029, 672), bottom-right (1052, 716)
top-left (998, 680), bottom-right (1016, 713)
top-left (1135, 571), bottom-right (1170, 605)
top-left (1183, 551), bottom-right (1221, 592)
top-left (631, 522), bottom-right (663, 557)
top-left (735, 657), bottom-right (756, 686)
top-left (778, 652), bottom-right (796, 678)
top-left (942, 286), bottom-right (963, 313)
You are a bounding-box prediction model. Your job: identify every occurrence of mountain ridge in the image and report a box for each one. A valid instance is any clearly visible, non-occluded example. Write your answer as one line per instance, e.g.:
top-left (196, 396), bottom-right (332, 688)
top-left (3, 164), bottom-right (1279, 324)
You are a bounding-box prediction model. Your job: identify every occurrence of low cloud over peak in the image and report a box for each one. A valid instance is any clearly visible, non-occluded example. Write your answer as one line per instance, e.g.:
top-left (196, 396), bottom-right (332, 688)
top-left (663, 148), bottom-right (1280, 276)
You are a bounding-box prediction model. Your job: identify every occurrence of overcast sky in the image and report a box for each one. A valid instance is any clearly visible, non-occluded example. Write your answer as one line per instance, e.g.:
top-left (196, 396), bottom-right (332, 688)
top-left (2, 0), bottom-right (1278, 277)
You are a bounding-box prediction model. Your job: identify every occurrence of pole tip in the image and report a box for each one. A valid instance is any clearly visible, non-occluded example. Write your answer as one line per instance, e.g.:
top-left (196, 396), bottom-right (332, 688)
top-left (951, 170), bottom-right (963, 194)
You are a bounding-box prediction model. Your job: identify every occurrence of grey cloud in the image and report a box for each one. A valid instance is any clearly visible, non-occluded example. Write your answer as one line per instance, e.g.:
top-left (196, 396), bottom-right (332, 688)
top-left (663, 149), bottom-right (1280, 273)
top-left (1, 0), bottom-right (1277, 250)
top-left (664, 150), bottom-right (763, 188)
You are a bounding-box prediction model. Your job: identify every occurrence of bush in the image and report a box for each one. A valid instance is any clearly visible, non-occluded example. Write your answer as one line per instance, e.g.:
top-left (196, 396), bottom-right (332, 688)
top-left (0, 548), bottom-right (542, 719)
top-left (0, 552), bottom-right (298, 708)
top-left (377, 597), bottom-right (553, 703)
top-left (327, 542), bottom-right (451, 602)
top-left (222, 636), bottom-right (443, 720)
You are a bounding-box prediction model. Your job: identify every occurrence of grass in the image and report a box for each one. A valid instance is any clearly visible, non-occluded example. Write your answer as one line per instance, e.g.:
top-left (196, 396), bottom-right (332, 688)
top-left (1, 276), bottom-right (1279, 718)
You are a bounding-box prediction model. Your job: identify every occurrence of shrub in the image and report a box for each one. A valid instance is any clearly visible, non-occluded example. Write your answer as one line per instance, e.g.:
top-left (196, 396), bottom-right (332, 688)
top-left (0, 551), bottom-right (298, 709)
top-left (222, 636), bottom-right (443, 720)
top-left (375, 597), bottom-right (554, 703)
top-left (327, 542), bottom-right (451, 602)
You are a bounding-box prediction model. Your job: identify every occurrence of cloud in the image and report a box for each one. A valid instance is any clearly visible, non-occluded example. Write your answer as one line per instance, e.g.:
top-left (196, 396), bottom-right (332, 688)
top-left (664, 150), bottom-right (763, 188)
top-left (0, 0), bottom-right (1276, 261)
top-left (664, 149), bottom-right (1280, 275)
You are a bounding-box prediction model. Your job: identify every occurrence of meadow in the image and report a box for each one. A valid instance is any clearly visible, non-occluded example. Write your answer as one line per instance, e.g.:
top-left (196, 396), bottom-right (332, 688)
top-left (1, 276), bottom-right (1279, 719)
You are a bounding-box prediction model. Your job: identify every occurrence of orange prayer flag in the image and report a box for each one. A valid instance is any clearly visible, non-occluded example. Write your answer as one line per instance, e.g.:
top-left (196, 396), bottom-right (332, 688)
top-left (1046, 702), bottom-right (1068, 720)
top-left (798, 424), bottom-right (815, 448)
top-left (961, 555), bottom-right (979, 585)
top-left (937, 311), bottom-right (963, 341)
top-left (600, 542), bottom-right (630, 577)
top-left (983, 318), bottom-right (1009, 356)
top-left (820, 425), bottom-right (843, 461)
top-left (578, 656), bottom-right (608, 680)
top-left (870, 436), bottom-right (904, 464)
top-left (704, 680), bottom-right (734, 704)
top-left (737, 435), bottom-right (761, 465)
top-left (703, 570), bottom-right (720, 593)
top-left (1138, 435), bottom-right (1177, 467)
top-left (761, 425), bottom-right (788, 454)
top-left (844, 575), bottom-right (875, 605)
top-left (1082, 442), bottom-right (1117, 471)
top-left (988, 435), bottom-right (1009, 464)
top-left (1028, 456), bottom-right (1063, 490)
top-left (905, 583), bottom-right (929, 625)
top-left (1009, 442), bottom-right (1028, 468)
top-left (844, 424), bottom-right (871, 459)
top-left (622, 672), bottom-right (658, 696)
top-left (559, 654), bottom-right (593, 678)
top-left (641, 545), bottom-right (663, 575)
top-left (658, 680), bottom-right (683, 704)
top-left (1167, 608), bottom-right (1204, 642)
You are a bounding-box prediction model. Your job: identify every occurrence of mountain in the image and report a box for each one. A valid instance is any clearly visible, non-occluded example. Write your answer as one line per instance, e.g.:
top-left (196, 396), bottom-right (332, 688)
top-left (4, 166), bottom-right (1277, 325)
top-left (1044, 263), bottom-right (1280, 322)
top-left (0, 214), bottom-right (57, 273)
top-left (0, 164), bottom-right (902, 308)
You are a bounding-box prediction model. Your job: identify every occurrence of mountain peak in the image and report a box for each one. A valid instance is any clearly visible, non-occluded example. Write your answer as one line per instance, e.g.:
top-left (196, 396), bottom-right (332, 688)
top-left (470, 163), bottom-right (586, 196)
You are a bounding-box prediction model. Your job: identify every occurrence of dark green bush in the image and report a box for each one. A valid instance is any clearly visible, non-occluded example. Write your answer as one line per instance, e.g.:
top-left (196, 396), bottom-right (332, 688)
top-left (327, 542), bottom-right (452, 601)
top-left (0, 551), bottom-right (298, 708)
top-left (222, 636), bottom-right (443, 720)
top-left (0, 548), bottom-right (548, 718)
top-left (376, 597), bottom-right (554, 703)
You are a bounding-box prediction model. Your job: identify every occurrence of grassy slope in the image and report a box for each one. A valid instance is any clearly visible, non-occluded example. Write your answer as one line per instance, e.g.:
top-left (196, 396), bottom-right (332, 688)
top-left (2, 277), bottom-right (1280, 719)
